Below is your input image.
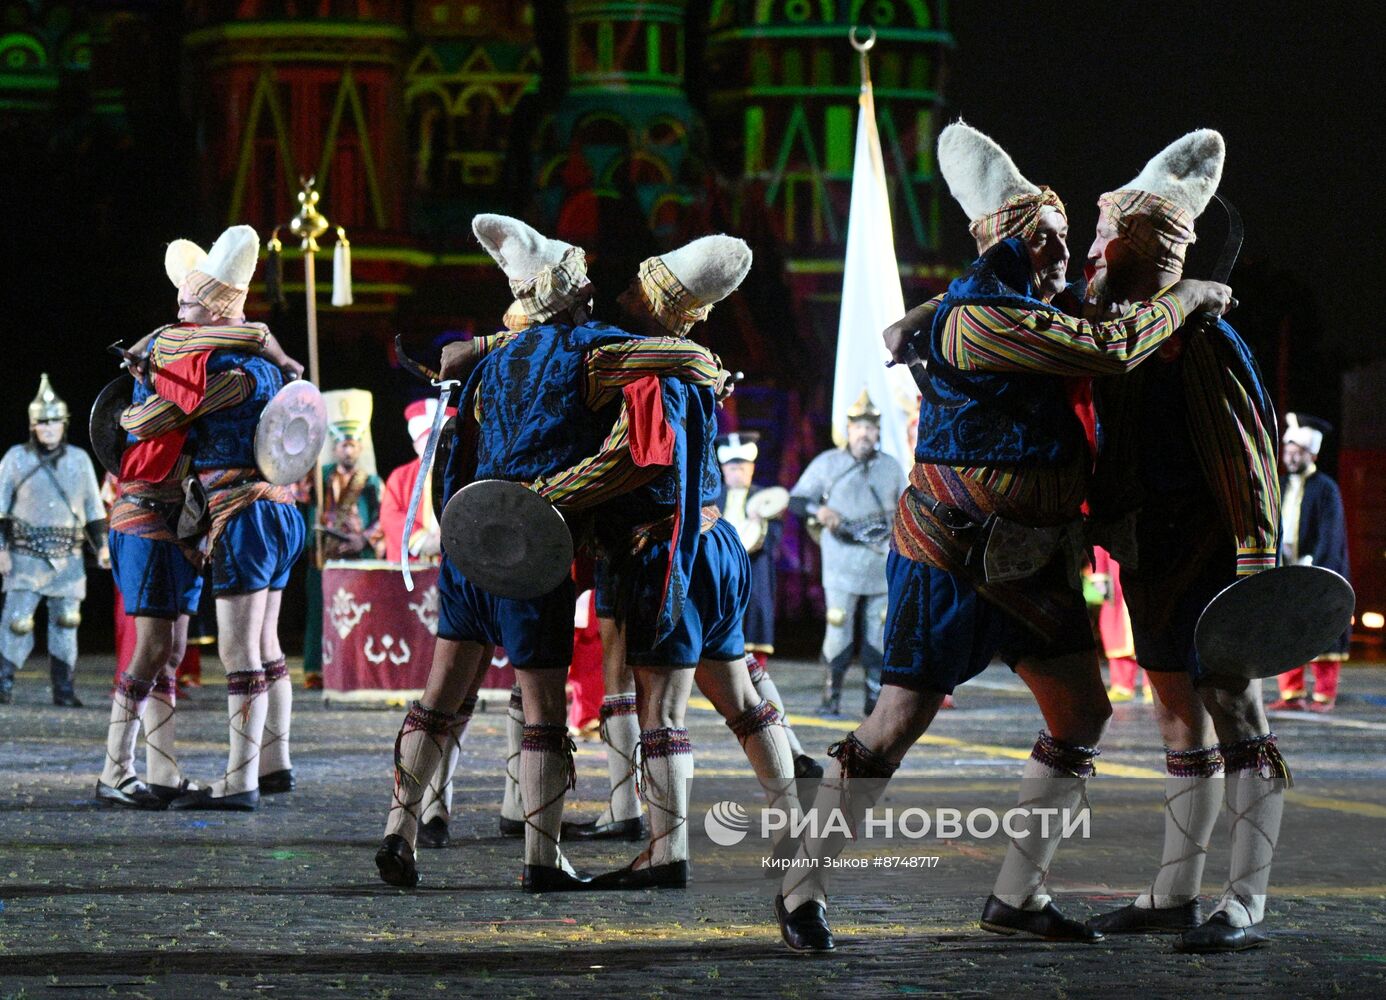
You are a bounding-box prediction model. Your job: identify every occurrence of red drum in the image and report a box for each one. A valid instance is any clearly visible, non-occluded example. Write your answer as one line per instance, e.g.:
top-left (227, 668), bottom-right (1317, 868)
top-left (320, 559), bottom-right (515, 702)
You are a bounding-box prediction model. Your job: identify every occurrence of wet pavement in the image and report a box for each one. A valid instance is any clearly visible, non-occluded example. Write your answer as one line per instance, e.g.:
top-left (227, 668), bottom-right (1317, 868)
top-left (3, 653), bottom-right (1386, 998)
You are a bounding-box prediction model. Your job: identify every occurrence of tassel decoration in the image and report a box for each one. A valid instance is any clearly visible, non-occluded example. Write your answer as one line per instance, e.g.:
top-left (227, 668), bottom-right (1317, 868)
top-left (332, 226), bottom-right (353, 307)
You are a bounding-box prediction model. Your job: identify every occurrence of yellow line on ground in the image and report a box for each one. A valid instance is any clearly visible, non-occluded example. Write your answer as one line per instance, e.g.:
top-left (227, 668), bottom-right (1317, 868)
top-left (688, 697), bottom-right (1386, 819)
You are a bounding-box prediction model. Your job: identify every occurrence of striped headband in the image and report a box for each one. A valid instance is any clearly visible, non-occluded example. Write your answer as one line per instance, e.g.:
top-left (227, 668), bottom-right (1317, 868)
top-left (1097, 189), bottom-right (1197, 273)
top-left (637, 255), bottom-right (712, 338)
top-left (968, 187), bottom-right (1067, 253)
top-left (182, 270), bottom-right (247, 319)
top-left (508, 245), bottom-right (589, 325)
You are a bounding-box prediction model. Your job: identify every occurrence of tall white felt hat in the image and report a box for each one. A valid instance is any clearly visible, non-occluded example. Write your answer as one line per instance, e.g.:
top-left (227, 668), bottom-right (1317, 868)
top-left (1121, 129), bottom-right (1225, 218)
top-left (472, 214), bottom-right (575, 284)
top-left (201, 225), bottom-right (261, 289)
top-left (936, 121), bottom-right (1040, 221)
top-left (165, 239), bottom-right (208, 288)
top-left (661, 234), bottom-right (753, 306)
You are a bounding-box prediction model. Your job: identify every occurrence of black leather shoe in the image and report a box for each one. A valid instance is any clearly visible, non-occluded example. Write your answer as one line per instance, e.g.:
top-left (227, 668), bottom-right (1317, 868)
top-left (498, 816), bottom-right (525, 838)
top-left (979, 895), bottom-right (1103, 942)
top-left (417, 816), bottom-right (450, 849)
top-left (588, 859), bottom-right (689, 890)
top-left (0, 688), bottom-right (13, 704)
top-left (794, 754), bottom-right (824, 781)
top-left (53, 691), bottom-right (83, 707)
top-left (375, 834), bottom-right (419, 888)
top-left (1175, 911), bottom-right (1269, 953)
top-left (167, 786), bottom-right (260, 812)
top-left (560, 816), bottom-right (646, 841)
top-left (776, 894), bottom-right (835, 952)
top-left (259, 769), bottom-right (296, 794)
top-left (522, 864), bottom-right (594, 893)
top-left (149, 778), bottom-right (198, 805)
top-left (96, 776), bottom-right (166, 810)
top-left (1088, 899), bottom-right (1202, 934)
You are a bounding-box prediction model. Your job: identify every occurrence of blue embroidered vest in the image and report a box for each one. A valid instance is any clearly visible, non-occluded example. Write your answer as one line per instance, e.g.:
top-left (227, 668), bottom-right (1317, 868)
top-left (464, 322), bottom-right (635, 484)
top-left (192, 351), bottom-right (283, 471)
top-left (913, 239), bottom-right (1087, 468)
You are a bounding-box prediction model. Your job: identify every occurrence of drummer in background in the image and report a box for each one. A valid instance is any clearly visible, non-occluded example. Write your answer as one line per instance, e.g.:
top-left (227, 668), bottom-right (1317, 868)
top-left (716, 432), bottom-right (821, 783)
top-left (300, 391), bottom-right (384, 690)
top-left (380, 400), bottom-right (454, 566)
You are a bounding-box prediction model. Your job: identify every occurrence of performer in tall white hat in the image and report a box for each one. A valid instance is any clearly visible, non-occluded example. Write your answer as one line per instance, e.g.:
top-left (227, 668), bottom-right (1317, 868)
top-left (777, 123), bottom-right (1237, 952)
top-left (1080, 131), bottom-right (1289, 953)
top-left (98, 226), bottom-right (303, 809)
top-left (126, 225), bottom-right (311, 812)
top-left (375, 215), bottom-right (730, 891)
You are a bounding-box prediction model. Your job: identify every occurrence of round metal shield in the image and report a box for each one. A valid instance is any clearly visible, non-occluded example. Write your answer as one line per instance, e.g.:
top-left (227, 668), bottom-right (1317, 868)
top-left (254, 380), bottom-right (328, 486)
top-left (441, 480), bottom-right (572, 600)
top-left (89, 376), bottom-right (133, 476)
top-left (1195, 565), bottom-right (1356, 679)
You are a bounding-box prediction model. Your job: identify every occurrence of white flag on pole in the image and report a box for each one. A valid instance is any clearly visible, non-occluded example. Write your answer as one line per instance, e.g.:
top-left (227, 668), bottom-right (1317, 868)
top-left (830, 58), bottom-right (918, 470)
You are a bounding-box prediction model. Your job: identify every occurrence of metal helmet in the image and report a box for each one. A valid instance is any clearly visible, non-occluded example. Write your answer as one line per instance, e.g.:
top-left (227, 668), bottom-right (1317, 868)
top-left (845, 388), bottom-right (881, 424)
top-left (28, 373), bottom-right (69, 426)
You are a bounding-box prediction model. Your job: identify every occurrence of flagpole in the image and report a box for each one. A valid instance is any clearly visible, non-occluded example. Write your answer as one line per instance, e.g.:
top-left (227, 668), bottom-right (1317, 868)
top-left (833, 25), bottom-right (914, 469)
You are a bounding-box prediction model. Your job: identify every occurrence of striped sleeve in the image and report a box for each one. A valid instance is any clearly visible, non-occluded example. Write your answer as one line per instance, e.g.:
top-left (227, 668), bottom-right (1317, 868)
top-left (120, 370), bottom-right (254, 439)
top-left (528, 409), bottom-right (660, 510)
top-left (1180, 335), bottom-right (1281, 576)
top-left (152, 324), bottom-right (268, 366)
top-left (942, 289), bottom-right (1187, 375)
top-left (474, 332), bottom-right (519, 357)
top-left (583, 338), bottom-right (722, 410)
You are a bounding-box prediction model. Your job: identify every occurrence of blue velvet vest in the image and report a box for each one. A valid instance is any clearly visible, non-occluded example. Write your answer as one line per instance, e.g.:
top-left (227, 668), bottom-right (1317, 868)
top-left (464, 322), bottom-right (634, 484)
top-left (192, 351), bottom-right (283, 471)
top-left (913, 239), bottom-right (1087, 468)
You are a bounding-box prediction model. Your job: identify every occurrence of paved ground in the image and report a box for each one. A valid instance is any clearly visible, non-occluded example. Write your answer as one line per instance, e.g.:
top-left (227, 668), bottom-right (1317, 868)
top-left (4, 654), bottom-right (1386, 999)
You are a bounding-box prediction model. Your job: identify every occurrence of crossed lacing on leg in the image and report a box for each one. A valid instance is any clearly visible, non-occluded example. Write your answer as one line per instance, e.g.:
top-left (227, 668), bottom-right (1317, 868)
top-left (142, 672), bottom-right (182, 783)
top-left (1003, 732), bottom-right (1099, 901)
top-left (599, 695), bottom-right (641, 821)
top-left (1147, 745), bottom-right (1224, 902)
top-left (1219, 733), bottom-right (1292, 918)
top-left (424, 695), bottom-right (476, 822)
top-left (259, 657), bottom-right (290, 765)
top-left (522, 722), bottom-right (578, 862)
top-left (637, 727), bottom-right (692, 865)
top-left (783, 733), bottom-right (897, 906)
top-left (106, 673), bottom-right (154, 779)
top-left (728, 700), bottom-right (794, 806)
top-left (389, 701), bottom-right (456, 840)
top-left (223, 670), bottom-right (268, 788)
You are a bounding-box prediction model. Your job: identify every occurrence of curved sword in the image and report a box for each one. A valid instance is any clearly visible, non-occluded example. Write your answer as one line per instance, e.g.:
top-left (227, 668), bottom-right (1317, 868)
top-left (401, 378), bottom-right (460, 592)
top-left (1210, 193), bottom-right (1244, 284)
top-left (395, 333), bottom-right (440, 384)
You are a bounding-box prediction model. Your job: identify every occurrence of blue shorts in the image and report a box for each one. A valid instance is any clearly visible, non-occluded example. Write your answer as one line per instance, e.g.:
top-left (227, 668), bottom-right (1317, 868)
top-left (625, 518), bottom-right (750, 670)
top-left (212, 500), bottom-right (305, 596)
top-left (1124, 543), bottom-right (1235, 684)
top-left (592, 557), bottom-right (616, 619)
top-left (437, 556), bottom-right (575, 669)
top-left (110, 530), bottom-right (204, 620)
top-left (881, 549), bottom-right (1094, 695)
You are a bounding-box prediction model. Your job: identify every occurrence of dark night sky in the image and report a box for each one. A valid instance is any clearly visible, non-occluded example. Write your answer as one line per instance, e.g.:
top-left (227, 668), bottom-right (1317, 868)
top-left (941, 1), bottom-right (1384, 362)
top-left (4, 0), bottom-right (1383, 429)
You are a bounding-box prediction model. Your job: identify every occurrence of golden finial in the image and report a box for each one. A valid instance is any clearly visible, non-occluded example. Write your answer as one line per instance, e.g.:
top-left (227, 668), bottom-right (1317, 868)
top-left (289, 176), bottom-right (330, 252)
